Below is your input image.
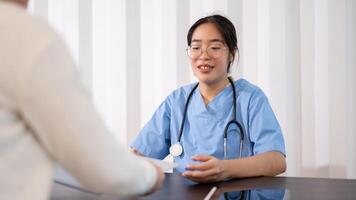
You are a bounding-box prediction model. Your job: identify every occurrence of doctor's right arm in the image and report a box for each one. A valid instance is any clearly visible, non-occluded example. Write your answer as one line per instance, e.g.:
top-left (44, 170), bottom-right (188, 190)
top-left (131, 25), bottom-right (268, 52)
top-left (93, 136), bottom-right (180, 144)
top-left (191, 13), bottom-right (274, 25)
top-left (131, 98), bottom-right (172, 159)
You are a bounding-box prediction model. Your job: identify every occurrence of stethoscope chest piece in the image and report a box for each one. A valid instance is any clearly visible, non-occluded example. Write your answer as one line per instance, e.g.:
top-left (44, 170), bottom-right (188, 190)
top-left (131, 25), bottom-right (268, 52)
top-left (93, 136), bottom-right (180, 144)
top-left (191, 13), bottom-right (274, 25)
top-left (169, 143), bottom-right (183, 157)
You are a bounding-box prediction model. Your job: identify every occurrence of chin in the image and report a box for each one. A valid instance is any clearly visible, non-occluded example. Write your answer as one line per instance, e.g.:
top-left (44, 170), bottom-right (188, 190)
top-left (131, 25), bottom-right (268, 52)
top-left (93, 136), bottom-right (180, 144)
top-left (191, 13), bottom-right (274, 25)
top-left (198, 78), bottom-right (216, 85)
top-left (196, 75), bottom-right (227, 86)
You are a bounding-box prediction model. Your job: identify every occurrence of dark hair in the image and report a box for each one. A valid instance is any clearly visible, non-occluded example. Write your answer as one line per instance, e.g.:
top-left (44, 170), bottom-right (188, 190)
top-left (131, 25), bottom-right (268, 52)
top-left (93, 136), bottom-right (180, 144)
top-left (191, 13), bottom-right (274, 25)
top-left (187, 14), bottom-right (239, 72)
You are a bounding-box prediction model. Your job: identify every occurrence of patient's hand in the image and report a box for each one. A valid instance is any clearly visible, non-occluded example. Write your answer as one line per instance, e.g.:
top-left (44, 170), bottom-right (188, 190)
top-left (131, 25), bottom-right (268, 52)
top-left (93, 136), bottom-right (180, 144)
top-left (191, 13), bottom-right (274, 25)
top-left (143, 162), bottom-right (165, 195)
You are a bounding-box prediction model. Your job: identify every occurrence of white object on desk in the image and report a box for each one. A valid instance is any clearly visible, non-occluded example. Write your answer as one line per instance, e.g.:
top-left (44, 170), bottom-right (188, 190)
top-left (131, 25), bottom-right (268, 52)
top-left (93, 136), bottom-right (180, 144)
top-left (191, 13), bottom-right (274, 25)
top-left (203, 186), bottom-right (217, 200)
top-left (142, 157), bottom-right (178, 172)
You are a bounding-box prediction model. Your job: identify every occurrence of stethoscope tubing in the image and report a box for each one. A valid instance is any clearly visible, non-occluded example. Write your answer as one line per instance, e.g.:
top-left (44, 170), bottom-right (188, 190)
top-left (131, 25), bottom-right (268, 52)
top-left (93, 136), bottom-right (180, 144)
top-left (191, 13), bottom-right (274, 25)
top-left (175, 77), bottom-right (245, 159)
top-left (177, 83), bottom-right (198, 142)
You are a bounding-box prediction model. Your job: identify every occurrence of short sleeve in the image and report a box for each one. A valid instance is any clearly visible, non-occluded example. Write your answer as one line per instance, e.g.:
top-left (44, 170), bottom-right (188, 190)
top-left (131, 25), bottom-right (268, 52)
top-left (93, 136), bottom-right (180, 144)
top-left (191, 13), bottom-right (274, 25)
top-left (248, 89), bottom-right (286, 156)
top-left (130, 98), bottom-right (171, 159)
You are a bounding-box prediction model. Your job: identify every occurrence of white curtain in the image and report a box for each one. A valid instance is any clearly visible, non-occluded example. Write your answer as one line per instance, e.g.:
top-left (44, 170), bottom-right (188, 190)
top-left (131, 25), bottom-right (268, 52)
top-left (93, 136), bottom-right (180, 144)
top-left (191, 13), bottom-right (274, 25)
top-left (28, 0), bottom-right (356, 179)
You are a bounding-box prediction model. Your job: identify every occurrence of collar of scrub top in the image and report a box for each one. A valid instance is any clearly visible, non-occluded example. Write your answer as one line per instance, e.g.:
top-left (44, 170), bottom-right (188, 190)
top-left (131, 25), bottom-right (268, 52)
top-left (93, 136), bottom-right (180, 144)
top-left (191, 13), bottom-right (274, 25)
top-left (169, 77), bottom-right (245, 159)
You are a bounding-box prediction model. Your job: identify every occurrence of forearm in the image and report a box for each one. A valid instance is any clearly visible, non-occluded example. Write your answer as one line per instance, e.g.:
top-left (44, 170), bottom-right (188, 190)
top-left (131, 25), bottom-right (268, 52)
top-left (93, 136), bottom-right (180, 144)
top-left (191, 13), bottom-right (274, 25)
top-left (19, 38), bottom-right (157, 196)
top-left (224, 151), bottom-right (286, 178)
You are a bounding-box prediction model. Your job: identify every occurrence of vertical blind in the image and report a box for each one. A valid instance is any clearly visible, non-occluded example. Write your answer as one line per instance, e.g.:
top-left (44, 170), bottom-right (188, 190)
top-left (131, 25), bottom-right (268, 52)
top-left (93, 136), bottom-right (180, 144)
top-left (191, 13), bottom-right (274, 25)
top-left (28, 0), bottom-right (356, 179)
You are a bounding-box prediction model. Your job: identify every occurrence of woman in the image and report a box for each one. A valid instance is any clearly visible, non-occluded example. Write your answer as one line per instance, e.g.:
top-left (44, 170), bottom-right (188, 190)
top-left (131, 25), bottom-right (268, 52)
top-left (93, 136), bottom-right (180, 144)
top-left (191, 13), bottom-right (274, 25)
top-left (131, 14), bottom-right (286, 183)
top-left (0, 0), bottom-right (164, 199)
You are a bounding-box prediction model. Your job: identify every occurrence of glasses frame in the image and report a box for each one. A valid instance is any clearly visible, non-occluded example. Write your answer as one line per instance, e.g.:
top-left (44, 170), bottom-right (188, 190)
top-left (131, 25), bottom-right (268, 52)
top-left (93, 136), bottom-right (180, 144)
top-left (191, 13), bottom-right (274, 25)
top-left (186, 44), bottom-right (228, 59)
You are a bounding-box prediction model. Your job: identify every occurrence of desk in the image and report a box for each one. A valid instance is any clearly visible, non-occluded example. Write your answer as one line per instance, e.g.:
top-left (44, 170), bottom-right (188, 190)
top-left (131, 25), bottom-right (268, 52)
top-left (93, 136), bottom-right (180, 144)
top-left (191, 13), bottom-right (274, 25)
top-left (51, 173), bottom-right (356, 200)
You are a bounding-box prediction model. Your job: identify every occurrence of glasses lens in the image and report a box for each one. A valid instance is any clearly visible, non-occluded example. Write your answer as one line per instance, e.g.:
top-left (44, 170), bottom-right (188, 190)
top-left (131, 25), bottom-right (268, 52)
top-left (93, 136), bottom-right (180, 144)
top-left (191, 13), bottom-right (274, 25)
top-left (187, 46), bottom-right (199, 58)
top-left (207, 46), bottom-right (224, 58)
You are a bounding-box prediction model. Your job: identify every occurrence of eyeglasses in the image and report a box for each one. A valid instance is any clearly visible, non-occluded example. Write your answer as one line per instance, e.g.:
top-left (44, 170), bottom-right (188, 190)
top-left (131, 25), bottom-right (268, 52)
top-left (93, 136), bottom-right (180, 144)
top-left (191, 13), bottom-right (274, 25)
top-left (186, 45), bottom-right (228, 59)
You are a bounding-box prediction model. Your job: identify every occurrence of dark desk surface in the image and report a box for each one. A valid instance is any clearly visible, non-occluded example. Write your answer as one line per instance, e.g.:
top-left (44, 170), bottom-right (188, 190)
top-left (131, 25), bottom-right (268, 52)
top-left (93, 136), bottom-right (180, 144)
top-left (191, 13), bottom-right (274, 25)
top-left (51, 173), bottom-right (356, 200)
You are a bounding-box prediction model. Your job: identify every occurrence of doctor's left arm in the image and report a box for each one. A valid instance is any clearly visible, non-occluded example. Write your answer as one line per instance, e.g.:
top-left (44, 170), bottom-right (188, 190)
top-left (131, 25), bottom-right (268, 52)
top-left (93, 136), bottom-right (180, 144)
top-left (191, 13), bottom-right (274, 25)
top-left (130, 98), bottom-right (172, 159)
top-left (184, 89), bottom-right (286, 182)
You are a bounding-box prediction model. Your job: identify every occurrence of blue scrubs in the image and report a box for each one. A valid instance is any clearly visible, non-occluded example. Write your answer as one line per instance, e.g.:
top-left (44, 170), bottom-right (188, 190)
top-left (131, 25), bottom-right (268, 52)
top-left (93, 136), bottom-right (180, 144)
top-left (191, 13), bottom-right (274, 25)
top-left (131, 79), bottom-right (285, 173)
top-left (219, 188), bottom-right (285, 200)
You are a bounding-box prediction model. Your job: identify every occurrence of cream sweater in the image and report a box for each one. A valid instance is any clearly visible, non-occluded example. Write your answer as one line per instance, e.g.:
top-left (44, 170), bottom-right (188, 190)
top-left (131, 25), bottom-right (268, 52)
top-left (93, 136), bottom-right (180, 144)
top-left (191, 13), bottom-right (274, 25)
top-left (0, 2), bottom-right (156, 199)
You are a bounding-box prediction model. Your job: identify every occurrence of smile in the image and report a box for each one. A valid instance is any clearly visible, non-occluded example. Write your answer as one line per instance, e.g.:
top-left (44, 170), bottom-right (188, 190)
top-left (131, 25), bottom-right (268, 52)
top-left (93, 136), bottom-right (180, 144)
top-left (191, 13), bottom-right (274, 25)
top-left (197, 65), bottom-right (214, 70)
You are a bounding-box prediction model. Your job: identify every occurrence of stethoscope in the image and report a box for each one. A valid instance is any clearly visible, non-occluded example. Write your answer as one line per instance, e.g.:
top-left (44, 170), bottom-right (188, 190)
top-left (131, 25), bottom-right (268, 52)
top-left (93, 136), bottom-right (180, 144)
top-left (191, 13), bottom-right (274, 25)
top-left (169, 77), bottom-right (245, 160)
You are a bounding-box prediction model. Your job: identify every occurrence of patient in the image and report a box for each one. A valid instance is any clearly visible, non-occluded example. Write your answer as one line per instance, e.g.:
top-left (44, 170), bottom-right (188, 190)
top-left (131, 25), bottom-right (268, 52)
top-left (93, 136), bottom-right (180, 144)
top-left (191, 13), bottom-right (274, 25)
top-left (0, 0), bottom-right (164, 199)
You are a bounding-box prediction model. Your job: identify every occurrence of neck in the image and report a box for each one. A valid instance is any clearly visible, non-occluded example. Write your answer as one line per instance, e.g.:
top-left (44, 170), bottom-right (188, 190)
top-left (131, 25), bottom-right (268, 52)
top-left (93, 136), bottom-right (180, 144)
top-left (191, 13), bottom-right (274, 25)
top-left (199, 78), bottom-right (230, 105)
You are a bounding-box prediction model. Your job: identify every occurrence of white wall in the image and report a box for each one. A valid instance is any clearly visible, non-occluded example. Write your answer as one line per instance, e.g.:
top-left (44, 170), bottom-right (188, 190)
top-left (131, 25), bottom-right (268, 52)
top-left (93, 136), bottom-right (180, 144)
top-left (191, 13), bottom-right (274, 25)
top-left (28, 0), bottom-right (356, 179)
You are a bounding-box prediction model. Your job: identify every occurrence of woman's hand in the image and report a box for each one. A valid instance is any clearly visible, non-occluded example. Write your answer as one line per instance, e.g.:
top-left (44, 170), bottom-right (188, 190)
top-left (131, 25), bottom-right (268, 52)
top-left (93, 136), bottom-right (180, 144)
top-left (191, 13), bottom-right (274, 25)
top-left (144, 163), bottom-right (165, 195)
top-left (182, 155), bottom-right (229, 183)
top-left (130, 148), bottom-right (165, 195)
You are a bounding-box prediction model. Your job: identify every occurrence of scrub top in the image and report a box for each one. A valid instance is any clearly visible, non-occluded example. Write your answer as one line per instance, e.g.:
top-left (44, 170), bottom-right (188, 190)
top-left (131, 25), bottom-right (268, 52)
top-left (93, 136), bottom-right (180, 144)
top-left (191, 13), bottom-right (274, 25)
top-left (131, 79), bottom-right (285, 173)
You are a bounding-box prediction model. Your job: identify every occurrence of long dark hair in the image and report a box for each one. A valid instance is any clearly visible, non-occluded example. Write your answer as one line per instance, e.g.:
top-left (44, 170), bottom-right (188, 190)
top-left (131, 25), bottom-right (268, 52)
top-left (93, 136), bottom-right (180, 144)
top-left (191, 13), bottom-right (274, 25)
top-left (187, 14), bottom-right (239, 72)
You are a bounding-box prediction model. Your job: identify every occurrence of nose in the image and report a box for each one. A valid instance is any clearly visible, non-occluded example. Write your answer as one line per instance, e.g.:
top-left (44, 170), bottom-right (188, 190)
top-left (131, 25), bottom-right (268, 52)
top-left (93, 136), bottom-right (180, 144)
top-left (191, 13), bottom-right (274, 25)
top-left (198, 48), bottom-right (210, 60)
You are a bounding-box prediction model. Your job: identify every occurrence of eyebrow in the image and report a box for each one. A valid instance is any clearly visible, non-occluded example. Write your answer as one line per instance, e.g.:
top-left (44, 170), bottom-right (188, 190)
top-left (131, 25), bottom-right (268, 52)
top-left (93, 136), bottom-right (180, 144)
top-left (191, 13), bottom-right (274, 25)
top-left (191, 39), bottom-right (225, 44)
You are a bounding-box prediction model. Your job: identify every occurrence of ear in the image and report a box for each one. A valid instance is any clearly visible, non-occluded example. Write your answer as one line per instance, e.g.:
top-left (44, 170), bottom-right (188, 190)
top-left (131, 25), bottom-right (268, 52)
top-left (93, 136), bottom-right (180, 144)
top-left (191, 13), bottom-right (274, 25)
top-left (229, 49), bottom-right (237, 63)
top-left (229, 55), bottom-right (234, 63)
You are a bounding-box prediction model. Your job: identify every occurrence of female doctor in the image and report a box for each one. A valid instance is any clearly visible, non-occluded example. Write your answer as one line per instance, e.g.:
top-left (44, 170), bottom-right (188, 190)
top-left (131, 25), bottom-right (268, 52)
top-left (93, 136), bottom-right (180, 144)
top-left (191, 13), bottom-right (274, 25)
top-left (131, 14), bottom-right (286, 183)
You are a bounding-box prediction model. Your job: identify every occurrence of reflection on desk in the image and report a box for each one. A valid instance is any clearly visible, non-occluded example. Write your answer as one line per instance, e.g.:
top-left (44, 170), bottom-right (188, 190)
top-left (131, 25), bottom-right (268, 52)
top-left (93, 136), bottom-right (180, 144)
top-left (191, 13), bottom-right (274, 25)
top-left (51, 173), bottom-right (356, 200)
top-left (217, 188), bottom-right (285, 200)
